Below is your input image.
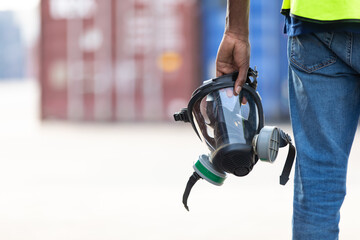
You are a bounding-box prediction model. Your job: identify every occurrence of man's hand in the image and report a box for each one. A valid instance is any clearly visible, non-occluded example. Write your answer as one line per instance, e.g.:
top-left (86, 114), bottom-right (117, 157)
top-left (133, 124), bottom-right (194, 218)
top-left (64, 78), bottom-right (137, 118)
top-left (216, 32), bottom-right (250, 96)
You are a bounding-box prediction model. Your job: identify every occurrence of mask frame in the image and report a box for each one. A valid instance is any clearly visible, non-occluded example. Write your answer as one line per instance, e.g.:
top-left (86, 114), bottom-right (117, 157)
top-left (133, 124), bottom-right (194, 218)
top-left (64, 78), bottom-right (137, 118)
top-left (186, 70), bottom-right (264, 143)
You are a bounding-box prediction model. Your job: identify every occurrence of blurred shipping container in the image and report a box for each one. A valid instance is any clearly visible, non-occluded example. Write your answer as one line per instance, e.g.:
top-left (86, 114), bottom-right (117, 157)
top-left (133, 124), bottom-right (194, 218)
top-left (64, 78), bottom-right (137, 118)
top-left (40, 0), bottom-right (199, 121)
top-left (0, 11), bottom-right (26, 80)
top-left (200, 0), bottom-right (226, 80)
top-left (200, 0), bottom-right (290, 120)
top-left (249, 0), bottom-right (289, 120)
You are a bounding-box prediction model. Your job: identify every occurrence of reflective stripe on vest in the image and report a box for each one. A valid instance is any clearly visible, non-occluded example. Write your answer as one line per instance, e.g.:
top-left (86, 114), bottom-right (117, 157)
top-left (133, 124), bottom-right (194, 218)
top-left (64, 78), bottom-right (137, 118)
top-left (281, 0), bottom-right (360, 23)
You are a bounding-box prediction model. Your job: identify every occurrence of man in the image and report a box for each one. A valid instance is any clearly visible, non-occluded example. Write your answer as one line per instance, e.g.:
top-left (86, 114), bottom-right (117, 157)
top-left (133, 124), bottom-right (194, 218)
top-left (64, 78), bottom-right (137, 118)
top-left (216, 0), bottom-right (360, 239)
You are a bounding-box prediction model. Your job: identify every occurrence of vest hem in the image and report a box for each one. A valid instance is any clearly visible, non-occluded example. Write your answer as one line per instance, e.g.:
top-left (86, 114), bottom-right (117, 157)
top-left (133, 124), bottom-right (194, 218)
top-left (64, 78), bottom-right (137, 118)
top-left (281, 10), bottom-right (360, 24)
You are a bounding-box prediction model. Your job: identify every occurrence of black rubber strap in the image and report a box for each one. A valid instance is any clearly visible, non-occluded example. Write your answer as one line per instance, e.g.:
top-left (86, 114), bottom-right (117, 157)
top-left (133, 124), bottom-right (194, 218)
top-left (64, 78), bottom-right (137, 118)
top-left (182, 172), bottom-right (201, 211)
top-left (280, 142), bottom-right (296, 185)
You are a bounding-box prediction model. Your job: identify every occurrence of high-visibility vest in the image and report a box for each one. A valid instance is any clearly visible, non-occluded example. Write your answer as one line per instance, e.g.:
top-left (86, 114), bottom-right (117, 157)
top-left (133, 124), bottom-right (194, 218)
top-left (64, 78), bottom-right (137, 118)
top-left (281, 0), bottom-right (360, 23)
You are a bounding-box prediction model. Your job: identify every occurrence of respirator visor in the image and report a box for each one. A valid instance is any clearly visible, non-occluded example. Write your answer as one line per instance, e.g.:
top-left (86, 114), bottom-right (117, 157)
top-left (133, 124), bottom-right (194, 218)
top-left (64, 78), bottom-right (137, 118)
top-left (192, 87), bottom-right (260, 152)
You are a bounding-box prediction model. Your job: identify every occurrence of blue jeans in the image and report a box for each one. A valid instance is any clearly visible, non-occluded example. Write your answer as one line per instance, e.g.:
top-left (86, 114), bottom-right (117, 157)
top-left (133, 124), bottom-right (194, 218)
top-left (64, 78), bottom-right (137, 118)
top-left (288, 32), bottom-right (360, 240)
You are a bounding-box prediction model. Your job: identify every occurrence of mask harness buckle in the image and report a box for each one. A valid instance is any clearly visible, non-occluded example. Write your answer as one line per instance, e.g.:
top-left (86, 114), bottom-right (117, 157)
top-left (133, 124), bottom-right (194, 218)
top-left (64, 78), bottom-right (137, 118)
top-left (246, 66), bottom-right (258, 89)
top-left (174, 108), bottom-right (189, 122)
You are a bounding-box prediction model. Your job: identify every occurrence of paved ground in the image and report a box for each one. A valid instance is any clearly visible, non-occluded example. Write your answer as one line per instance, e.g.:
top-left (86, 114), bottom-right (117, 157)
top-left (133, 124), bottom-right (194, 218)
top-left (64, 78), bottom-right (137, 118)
top-left (1, 80), bottom-right (360, 239)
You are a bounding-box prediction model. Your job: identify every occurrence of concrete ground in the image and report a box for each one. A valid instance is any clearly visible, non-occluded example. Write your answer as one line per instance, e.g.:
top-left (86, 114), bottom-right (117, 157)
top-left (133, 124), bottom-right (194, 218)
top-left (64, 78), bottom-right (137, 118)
top-left (0, 80), bottom-right (360, 239)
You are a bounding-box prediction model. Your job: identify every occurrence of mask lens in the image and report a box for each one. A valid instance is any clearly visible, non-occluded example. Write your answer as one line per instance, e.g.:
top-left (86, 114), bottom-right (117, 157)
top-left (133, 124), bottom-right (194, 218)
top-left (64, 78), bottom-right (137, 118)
top-left (192, 87), bottom-right (259, 151)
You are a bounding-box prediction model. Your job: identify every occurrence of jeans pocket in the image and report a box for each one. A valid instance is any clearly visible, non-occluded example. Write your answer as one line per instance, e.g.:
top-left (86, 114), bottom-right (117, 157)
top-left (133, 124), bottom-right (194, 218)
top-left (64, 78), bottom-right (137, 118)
top-left (289, 33), bottom-right (337, 73)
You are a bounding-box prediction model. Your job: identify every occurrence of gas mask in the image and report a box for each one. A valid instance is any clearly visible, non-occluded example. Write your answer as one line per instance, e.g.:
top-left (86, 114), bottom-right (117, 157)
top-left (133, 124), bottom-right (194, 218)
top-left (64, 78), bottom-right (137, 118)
top-left (174, 68), bottom-right (296, 211)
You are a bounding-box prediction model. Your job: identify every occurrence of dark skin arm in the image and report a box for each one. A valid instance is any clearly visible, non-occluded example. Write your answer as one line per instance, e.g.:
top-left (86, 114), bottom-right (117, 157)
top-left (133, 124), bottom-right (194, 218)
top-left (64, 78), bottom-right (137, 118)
top-left (216, 0), bottom-right (250, 96)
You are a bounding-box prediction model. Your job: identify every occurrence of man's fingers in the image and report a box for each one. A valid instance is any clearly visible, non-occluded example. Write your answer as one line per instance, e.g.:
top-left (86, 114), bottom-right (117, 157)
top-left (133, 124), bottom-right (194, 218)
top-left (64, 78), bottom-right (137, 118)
top-left (234, 67), bottom-right (248, 96)
top-left (235, 85), bottom-right (242, 95)
top-left (216, 64), bottom-right (238, 77)
top-left (216, 70), bottom-right (224, 78)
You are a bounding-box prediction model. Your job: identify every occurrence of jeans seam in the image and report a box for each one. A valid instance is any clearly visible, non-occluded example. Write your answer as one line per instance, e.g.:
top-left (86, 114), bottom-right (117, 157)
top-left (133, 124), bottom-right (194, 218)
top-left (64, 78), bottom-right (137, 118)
top-left (290, 57), bottom-right (337, 73)
top-left (290, 36), bottom-right (295, 59)
top-left (347, 32), bottom-right (353, 67)
top-left (327, 32), bottom-right (334, 48)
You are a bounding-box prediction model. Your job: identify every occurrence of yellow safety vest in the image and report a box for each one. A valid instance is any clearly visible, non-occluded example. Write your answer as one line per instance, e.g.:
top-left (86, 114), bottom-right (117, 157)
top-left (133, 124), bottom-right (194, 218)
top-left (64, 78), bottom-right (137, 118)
top-left (281, 0), bottom-right (360, 23)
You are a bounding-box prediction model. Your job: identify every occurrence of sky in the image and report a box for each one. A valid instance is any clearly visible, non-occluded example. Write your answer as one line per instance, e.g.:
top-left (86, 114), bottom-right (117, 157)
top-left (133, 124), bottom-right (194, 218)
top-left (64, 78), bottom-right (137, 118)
top-left (0, 0), bottom-right (40, 46)
top-left (0, 0), bottom-right (40, 11)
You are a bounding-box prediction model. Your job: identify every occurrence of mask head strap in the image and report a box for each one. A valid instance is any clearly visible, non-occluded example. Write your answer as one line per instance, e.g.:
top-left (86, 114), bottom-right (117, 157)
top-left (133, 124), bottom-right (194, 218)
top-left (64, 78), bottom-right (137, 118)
top-left (278, 131), bottom-right (296, 185)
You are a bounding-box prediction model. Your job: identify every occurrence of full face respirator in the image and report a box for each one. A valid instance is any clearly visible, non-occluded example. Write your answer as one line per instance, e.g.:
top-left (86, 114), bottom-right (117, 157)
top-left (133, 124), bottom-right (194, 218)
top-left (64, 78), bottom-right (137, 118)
top-left (174, 68), bottom-right (296, 211)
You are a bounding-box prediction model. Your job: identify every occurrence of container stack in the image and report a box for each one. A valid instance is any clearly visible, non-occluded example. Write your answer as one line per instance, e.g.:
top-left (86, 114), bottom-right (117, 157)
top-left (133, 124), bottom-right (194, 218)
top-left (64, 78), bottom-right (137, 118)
top-left (40, 0), bottom-right (199, 121)
top-left (248, 0), bottom-right (289, 120)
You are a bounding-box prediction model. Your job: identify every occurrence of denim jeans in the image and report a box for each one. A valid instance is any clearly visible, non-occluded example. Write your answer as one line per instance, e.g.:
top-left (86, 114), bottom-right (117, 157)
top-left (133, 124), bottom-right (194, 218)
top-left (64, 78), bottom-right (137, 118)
top-left (288, 32), bottom-right (360, 240)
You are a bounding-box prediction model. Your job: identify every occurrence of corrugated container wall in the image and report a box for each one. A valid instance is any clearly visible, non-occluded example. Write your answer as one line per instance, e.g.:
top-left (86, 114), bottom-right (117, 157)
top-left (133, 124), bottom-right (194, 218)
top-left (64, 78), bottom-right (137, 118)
top-left (200, 0), bottom-right (226, 80)
top-left (40, 0), bottom-right (199, 121)
top-left (249, 0), bottom-right (289, 120)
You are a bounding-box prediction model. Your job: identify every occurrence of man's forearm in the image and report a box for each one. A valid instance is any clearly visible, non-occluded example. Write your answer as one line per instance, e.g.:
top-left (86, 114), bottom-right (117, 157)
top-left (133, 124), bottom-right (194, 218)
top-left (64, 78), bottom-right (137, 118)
top-left (225, 0), bottom-right (250, 39)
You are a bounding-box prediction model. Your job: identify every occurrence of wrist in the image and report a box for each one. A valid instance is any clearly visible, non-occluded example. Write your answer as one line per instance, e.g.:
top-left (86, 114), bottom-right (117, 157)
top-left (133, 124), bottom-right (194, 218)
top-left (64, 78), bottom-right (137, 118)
top-left (224, 30), bottom-right (249, 43)
top-left (225, 0), bottom-right (250, 41)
